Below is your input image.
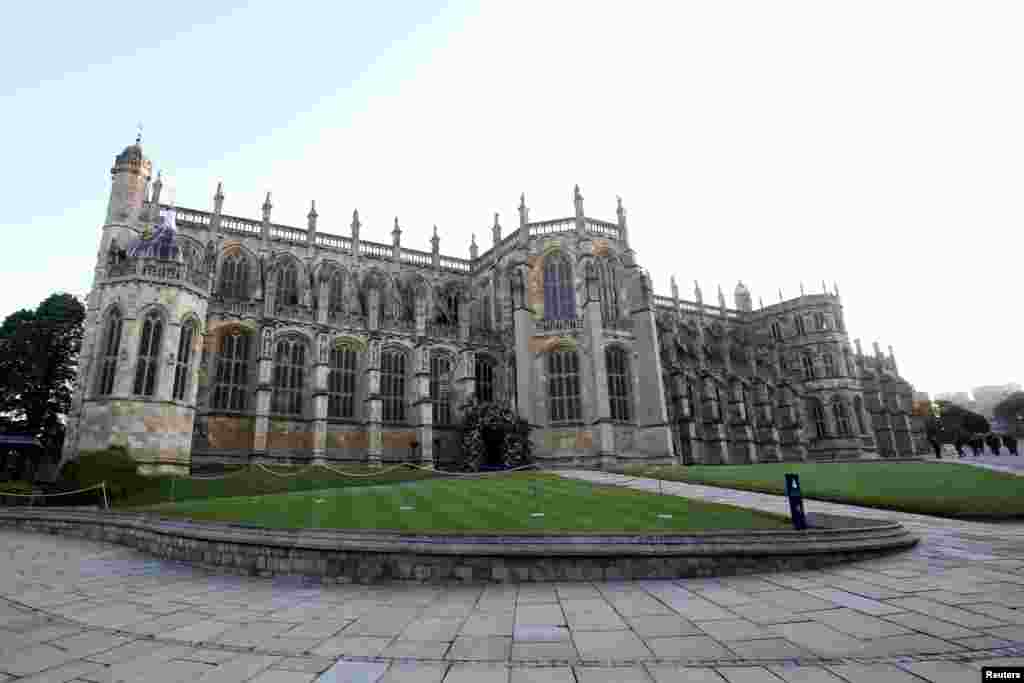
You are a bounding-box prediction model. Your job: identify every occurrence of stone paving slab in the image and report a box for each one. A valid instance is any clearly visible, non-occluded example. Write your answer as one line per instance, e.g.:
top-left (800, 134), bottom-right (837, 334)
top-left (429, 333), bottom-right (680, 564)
top-left (2, 470), bottom-right (1024, 681)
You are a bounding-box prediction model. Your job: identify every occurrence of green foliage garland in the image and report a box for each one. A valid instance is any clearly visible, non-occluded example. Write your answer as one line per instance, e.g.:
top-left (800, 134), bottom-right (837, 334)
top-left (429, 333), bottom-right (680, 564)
top-left (458, 401), bottom-right (533, 471)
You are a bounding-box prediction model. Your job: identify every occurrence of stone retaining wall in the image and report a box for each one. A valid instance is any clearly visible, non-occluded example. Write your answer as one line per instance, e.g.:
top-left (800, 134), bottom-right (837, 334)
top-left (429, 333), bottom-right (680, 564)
top-left (0, 509), bottom-right (918, 584)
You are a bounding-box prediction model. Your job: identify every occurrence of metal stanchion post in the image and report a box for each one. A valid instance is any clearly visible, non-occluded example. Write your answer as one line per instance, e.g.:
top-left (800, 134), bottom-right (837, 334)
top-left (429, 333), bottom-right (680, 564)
top-left (101, 482), bottom-right (109, 510)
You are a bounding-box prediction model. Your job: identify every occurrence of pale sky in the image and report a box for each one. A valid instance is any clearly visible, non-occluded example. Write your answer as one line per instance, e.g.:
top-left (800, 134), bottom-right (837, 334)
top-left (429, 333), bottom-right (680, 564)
top-left (2, 0), bottom-right (1021, 398)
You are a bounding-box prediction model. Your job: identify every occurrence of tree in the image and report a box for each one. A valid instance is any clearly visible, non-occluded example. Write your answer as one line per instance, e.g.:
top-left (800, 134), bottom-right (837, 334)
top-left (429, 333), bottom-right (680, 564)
top-left (458, 401), bottom-right (534, 471)
top-left (0, 293), bottom-right (85, 475)
top-left (993, 392), bottom-right (1024, 436)
top-left (924, 400), bottom-right (990, 444)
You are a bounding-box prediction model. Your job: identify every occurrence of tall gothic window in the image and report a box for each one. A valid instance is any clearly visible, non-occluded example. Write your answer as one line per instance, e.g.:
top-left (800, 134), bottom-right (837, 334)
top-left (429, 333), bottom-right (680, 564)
top-left (823, 352), bottom-right (836, 378)
top-left (327, 347), bottom-right (357, 418)
top-left (715, 383), bottom-right (727, 422)
top-left (95, 308), bottom-right (123, 397)
top-left (802, 353), bottom-right (815, 380)
top-left (272, 338), bottom-right (305, 415)
top-left (475, 355), bottom-right (496, 403)
top-left (794, 315), bottom-right (806, 336)
top-left (598, 259), bottom-right (619, 325)
top-left (277, 262), bottom-right (299, 307)
top-left (605, 346), bottom-right (631, 421)
top-left (854, 395), bottom-right (867, 434)
top-left (399, 284), bottom-right (415, 322)
top-left (833, 397), bottom-right (851, 436)
top-left (814, 312), bottom-right (826, 330)
top-left (133, 310), bottom-right (163, 397)
top-left (381, 348), bottom-right (406, 423)
top-left (480, 294), bottom-right (493, 330)
top-left (547, 350), bottom-right (581, 424)
top-left (172, 320), bottom-right (196, 402)
top-left (770, 321), bottom-right (782, 341)
top-left (686, 380), bottom-right (695, 419)
top-left (809, 398), bottom-right (827, 438)
top-left (543, 253), bottom-right (575, 321)
top-left (836, 313), bottom-right (845, 332)
top-left (430, 352), bottom-right (453, 426)
top-left (212, 332), bottom-right (250, 410)
top-left (219, 253), bottom-right (248, 299)
top-left (328, 271), bottom-right (346, 313)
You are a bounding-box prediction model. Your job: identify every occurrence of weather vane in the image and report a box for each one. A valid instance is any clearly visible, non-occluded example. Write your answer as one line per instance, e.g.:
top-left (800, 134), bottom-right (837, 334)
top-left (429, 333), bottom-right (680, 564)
top-left (136, 121), bottom-right (143, 145)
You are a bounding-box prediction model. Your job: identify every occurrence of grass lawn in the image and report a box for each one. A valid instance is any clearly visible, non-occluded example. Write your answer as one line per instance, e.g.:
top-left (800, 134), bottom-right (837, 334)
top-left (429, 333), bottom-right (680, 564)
top-left (126, 471), bottom-right (792, 534)
top-left (115, 463), bottom-right (444, 508)
top-left (616, 462), bottom-right (1024, 519)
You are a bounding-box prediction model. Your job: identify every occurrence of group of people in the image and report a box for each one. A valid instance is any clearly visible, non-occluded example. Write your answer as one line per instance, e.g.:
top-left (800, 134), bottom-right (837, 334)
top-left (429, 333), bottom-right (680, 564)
top-left (929, 433), bottom-right (1019, 459)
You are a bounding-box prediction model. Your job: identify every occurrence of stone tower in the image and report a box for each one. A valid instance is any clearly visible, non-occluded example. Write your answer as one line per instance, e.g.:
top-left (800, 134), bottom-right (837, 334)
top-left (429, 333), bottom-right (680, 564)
top-left (61, 138), bottom-right (210, 476)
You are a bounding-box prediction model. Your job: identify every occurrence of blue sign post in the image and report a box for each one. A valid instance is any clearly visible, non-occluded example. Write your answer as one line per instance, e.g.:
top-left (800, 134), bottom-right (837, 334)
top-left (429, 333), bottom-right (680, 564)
top-left (785, 473), bottom-right (807, 530)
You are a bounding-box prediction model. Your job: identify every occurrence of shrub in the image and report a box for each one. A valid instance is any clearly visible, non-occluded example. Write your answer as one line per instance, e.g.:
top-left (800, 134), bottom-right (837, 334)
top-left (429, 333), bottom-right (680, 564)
top-left (58, 447), bottom-right (159, 504)
top-left (458, 401), bottom-right (534, 471)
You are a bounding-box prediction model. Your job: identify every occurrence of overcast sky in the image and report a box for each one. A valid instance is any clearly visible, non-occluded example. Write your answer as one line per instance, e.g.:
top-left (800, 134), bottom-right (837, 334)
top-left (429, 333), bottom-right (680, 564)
top-left (2, 0), bottom-right (1021, 398)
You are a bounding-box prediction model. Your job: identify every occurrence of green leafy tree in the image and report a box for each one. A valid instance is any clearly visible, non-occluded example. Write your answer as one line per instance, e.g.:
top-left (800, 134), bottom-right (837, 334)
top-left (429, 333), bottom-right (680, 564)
top-left (924, 400), bottom-right (990, 444)
top-left (0, 293), bottom-right (85, 475)
top-left (458, 401), bottom-right (534, 471)
top-left (993, 392), bottom-right (1024, 436)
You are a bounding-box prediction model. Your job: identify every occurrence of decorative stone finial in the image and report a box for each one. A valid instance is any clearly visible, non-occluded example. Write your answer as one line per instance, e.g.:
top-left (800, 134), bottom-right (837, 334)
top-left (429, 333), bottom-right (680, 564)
top-left (778, 288), bottom-right (783, 302)
top-left (470, 233), bottom-right (478, 260)
top-left (759, 296), bottom-right (764, 309)
top-left (718, 285), bottom-right (726, 309)
top-left (307, 200), bottom-right (318, 231)
top-left (799, 282), bottom-right (805, 296)
top-left (151, 171), bottom-right (163, 205)
top-left (670, 275), bottom-right (679, 300)
top-left (262, 192), bottom-right (272, 222)
top-left (834, 281), bottom-right (840, 296)
top-left (822, 280), bottom-right (828, 294)
top-left (694, 280), bottom-right (703, 304)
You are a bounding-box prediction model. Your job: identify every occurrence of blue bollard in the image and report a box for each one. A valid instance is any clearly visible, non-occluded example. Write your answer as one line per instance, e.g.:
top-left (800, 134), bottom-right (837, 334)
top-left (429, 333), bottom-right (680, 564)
top-left (785, 473), bottom-right (807, 530)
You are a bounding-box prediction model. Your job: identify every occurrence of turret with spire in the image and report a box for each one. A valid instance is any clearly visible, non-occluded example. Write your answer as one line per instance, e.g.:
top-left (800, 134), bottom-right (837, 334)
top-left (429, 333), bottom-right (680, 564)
top-left (431, 224), bottom-right (440, 270)
top-left (470, 233), bottom-right (478, 260)
top-left (211, 181), bottom-right (225, 234)
top-left (616, 195), bottom-right (630, 249)
top-left (574, 185), bottom-right (585, 236)
top-left (518, 193), bottom-right (529, 247)
top-left (492, 212), bottom-right (501, 247)
top-left (392, 217), bottom-right (402, 263)
top-left (106, 131), bottom-right (153, 227)
top-left (261, 192), bottom-right (272, 241)
top-left (307, 200), bottom-right (318, 247)
top-left (351, 209), bottom-right (361, 260)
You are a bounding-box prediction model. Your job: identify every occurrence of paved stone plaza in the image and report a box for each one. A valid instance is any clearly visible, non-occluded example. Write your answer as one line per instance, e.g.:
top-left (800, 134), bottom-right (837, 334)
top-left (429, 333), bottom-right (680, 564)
top-left (2, 471), bottom-right (1023, 681)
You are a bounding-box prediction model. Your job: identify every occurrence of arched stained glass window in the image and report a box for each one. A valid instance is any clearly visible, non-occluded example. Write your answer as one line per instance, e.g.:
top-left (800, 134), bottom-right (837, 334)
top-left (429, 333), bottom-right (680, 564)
top-left (277, 262), bottom-right (299, 307)
top-left (328, 271), bottom-right (346, 313)
top-left (381, 348), bottom-right (407, 423)
top-left (833, 397), bottom-right (851, 436)
top-left (133, 310), bottom-right (163, 397)
top-left (809, 398), bottom-right (827, 438)
top-left (212, 332), bottom-right (251, 411)
top-left (219, 253), bottom-right (248, 299)
top-left (430, 352), bottom-right (453, 426)
top-left (172, 320), bottom-right (196, 401)
top-left (606, 346), bottom-right (631, 421)
top-left (547, 350), bottom-right (581, 423)
top-left (823, 353), bottom-right (836, 378)
top-left (475, 355), bottom-right (496, 403)
top-left (327, 347), bottom-right (357, 418)
top-left (854, 395), bottom-right (866, 434)
top-left (95, 309), bottom-right (123, 397)
top-left (272, 338), bottom-right (305, 415)
top-left (543, 253), bottom-right (575, 321)
top-left (598, 259), bottom-right (619, 325)
top-left (802, 354), bottom-right (815, 380)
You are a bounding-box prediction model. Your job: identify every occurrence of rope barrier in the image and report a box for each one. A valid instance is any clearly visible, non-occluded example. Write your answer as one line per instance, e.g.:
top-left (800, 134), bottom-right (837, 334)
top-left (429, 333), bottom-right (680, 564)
top-left (0, 481), bottom-right (109, 510)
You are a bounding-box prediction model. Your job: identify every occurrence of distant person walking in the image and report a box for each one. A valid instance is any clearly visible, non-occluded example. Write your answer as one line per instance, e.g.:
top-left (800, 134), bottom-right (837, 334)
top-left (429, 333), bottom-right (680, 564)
top-left (1004, 434), bottom-right (1019, 456)
top-left (929, 437), bottom-right (942, 459)
top-left (954, 437), bottom-right (966, 458)
top-left (986, 433), bottom-right (1002, 456)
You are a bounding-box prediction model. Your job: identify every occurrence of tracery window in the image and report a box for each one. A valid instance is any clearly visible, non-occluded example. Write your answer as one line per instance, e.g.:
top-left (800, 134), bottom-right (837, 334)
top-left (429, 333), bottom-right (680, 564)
top-left (547, 350), bottom-right (581, 424)
top-left (430, 352), bottom-right (453, 426)
top-left (381, 348), bottom-right (407, 423)
top-left (823, 352), bottom-right (836, 378)
top-left (606, 346), bottom-right (631, 421)
top-left (327, 347), bottom-right (357, 418)
top-left (95, 308), bottom-right (123, 397)
top-left (328, 271), bottom-right (346, 313)
top-left (212, 332), bottom-right (251, 411)
top-left (833, 397), bottom-right (852, 436)
top-left (219, 253), bottom-right (248, 299)
top-left (802, 353), bottom-right (815, 380)
top-left (814, 312), bottom-right (826, 330)
top-left (685, 380), bottom-right (695, 419)
top-left (133, 310), bottom-right (163, 397)
top-left (475, 355), bottom-right (496, 403)
top-left (715, 383), bottom-right (727, 422)
top-left (794, 315), bottom-right (806, 336)
top-left (543, 252), bottom-right (575, 321)
top-left (272, 338), bottom-right (305, 415)
top-left (171, 319), bottom-right (196, 402)
top-left (770, 321), bottom-right (782, 341)
top-left (854, 395), bottom-right (867, 434)
top-left (836, 313), bottom-right (845, 332)
top-left (480, 294), bottom-right (493, 330)
top-left (598, 258), bottom-right (619, 325)
top-left (809, 398), bottom-right (827, 438)
top-left (277, 262), bottom-right (299, 307)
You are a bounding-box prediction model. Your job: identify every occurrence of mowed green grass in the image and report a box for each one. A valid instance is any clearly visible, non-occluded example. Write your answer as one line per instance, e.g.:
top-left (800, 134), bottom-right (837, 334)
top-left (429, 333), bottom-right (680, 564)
top-left (130, 471), bottom-right (792, 533)
top-left (116, 463), bottom-right (444, 508)
top-left (617, 462), bottom-right (1024, 519)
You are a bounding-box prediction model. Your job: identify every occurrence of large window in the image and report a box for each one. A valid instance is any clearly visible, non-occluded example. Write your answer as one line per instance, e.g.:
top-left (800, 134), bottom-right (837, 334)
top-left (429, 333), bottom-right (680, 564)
top-left (770, 321), bottom-right (782, 341)
top-left (547, 350), bottom-right (581, 423)
top-left (823, 353), bottom-right (836, 378)
top-left (212, 332), bottom-right (250, 411)
top-left (794, 315), bottom-right (806, 336)
top-left (685, 380), bottom-right (695, 419)
top-left (475, 355), bottom-right (496, 403)
top-left (430, 352), bottom-right (453, 426)
top-left (172, 320), bottom-right (196, 401)
top-left (809, 398), bottom-right (827, 438)
top-left (95, 308), bottom-right (123, 397)
top-left (598, 259), bottom-right (619, 325)
top-left (133, 310), bottom-right (163, 397)
top-left (328, 271), bottom-right (346, 313)
top-left (327, 347), bottom-right (357, 418)
top-left (381, 348), bottom-right (407, 423)
top-left (833, 397), bottom-right (851, 436)
top-left (853, 395), bottom-right (867, 434)
top-left (272, 338), bottom-right (305, 415)
top-left (606, 346), bottom-right (631, 421)
top-left (277, 262), bottom-right (299, 307)
top-left (543, 253), bottom-right (575, 321)
top-left (715, 383), bottom-right (727, 422)
top-left (219, 253), bottom-right (248, 299)
top-left (802, 353), bottom-right (815, 380)
top-left (814, 312), bottom-right (826, 330)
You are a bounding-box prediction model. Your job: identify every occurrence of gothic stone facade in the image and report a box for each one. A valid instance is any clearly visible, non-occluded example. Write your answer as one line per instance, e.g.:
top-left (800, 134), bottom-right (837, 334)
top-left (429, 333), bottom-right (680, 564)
top-left (61, 141), bottom-right (926, 475)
